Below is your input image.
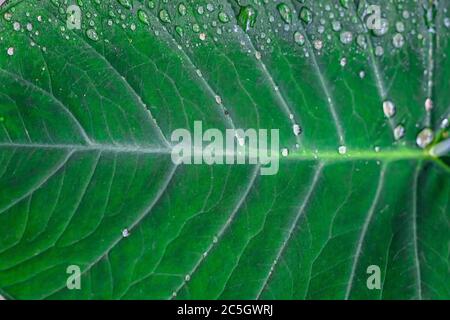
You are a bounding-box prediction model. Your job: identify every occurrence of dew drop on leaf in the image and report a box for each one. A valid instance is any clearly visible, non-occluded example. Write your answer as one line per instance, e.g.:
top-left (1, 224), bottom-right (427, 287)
top-left (277, 3), bottom-right (292, 24)
top-left (416, 128), bottom-right (434, 149)
top-left (294, 31), bottom-right (305, 46)
top-left (394, 125), bottom-right (405, 140)
top-left (117, 0), bottom-right (132, 10)
top-left (178, 3), bottom-right (187, 16)
top-left (383, 100), bottom-right (396, 118)
top-left (86, 28), bottom-right (99, 41)
top-left (237, 5), bottom-right (257, 32)
top-left (159, 9), bottom-right (171, 24)
top-left (218, 12), bottom-right (229, 23)
top-left (299, 7), bottom-right (312, 25)
top-left (137, 9), bottom-right (149, 25)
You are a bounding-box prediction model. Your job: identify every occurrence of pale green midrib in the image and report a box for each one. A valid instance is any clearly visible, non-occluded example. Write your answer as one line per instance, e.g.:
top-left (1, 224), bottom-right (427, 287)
top-left (0, 142), bottom-right (433, 162)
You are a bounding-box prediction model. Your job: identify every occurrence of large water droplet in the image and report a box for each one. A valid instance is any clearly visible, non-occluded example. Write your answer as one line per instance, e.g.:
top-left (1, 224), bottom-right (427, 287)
top-left (299, 7), bottom-right (312, 24)
top-left (416, 128), bottom-right (434, 149)
top-left (137, 9), bottom-right (149, 25)
top-left (159, 9), bottom-right (171, 23)
top-left (178, 3), bottom-right (187, 16)
top-left (237, 5), bottom-right (257, 32)
top-left (277, 3), bottom-right (292, 24)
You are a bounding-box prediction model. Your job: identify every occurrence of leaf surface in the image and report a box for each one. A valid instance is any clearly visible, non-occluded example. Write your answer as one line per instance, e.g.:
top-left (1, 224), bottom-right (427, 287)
top-left (0, 0), bottom-right (448, 299)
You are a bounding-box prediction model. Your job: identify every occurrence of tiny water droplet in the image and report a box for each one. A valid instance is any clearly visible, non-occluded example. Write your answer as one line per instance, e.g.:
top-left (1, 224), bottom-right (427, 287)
top-left (338, 145), bottom-right (347, 155)
top-left (122, 228), bottom-right (130, 237)
top-left (281, 148), bottom-right (289, 157)
top-left (6, 47), bottom-right (14, 56)
top-left (293, 124), bottom-right (302, 136)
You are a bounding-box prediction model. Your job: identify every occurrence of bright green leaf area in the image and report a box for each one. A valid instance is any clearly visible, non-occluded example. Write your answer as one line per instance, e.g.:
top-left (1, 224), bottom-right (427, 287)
top-left (0, 0), bottom-right (449, 299)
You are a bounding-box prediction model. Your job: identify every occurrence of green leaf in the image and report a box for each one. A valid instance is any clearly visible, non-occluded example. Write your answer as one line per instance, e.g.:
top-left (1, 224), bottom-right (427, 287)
top-left (0, 0), bottom-right (449, 300)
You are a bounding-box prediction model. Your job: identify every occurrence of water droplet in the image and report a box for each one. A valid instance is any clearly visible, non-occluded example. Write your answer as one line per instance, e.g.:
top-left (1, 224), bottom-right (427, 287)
top-left (137, 9), bottom-right (149, 25)
top-left (339, 0), bottom-right (350, 9)
top-left (159, 9), bottom-right (171, 23)
top-left (332, 20), bottom-right (342, 32)
top-left (392, 33), bottom-right (405, 48)
top-left (122, 228), bottom-right (130, 237)
top-left (218, 12), bottom-right (229, 23)
top-left (294, 31), bottom-right (305, 46)
top-left (395, 21), bottom-right (405, 33)
top-left (293, 124), bottom-right (302, 136)
top-left (199, 32), bottom-right (206, 41)
top-left (340, 31), bottom-right (353, 44)
top-left (117, 0), bottom-right (132, 10)
top-left (185, 274), bottom-right (190, 282)
top-left (299, 7), bottom-right (312, 24)
top-left (86, 28), bottom-right (99, 41)
top-left (277, 3), bottom-right (292, 24)
top-left (340, 57), bottom-right (347, 67)
top-left (338, 145), bottom-right (347, 155)
top-left (416, 128), bottom-right (434, 149)
top-left (383, 100), bottom-right (396, 118)
top-left (313, 39), bottom-right (323, 50)
top-left (237, 5), bottom-right (257, 32)
top-left (356, 34), bottom-right (367, 49)
top-left (373, 19), bottom-right (389, 36)
top-left (281, 148), bottom-right (289, 157)
top-left (13, 21), bottom-right (21, 31)
top-left (394, 125), bottom-right (405, 140)
top-left (175, 26), bottom-right (184, 37)
top-left (6, 47), bottom-right (14, 56)
top-left (178, 3), bottom-right (187, 16)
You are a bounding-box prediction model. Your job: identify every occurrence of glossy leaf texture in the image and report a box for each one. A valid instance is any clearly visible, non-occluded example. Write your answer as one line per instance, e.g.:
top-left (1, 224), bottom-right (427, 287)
top-left (0, 0), bottom-right (449, 300)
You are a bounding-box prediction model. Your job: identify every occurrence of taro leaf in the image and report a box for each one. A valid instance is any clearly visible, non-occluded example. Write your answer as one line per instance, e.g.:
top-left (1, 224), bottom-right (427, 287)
top-left (0, 0), bottom-right (449, 300)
